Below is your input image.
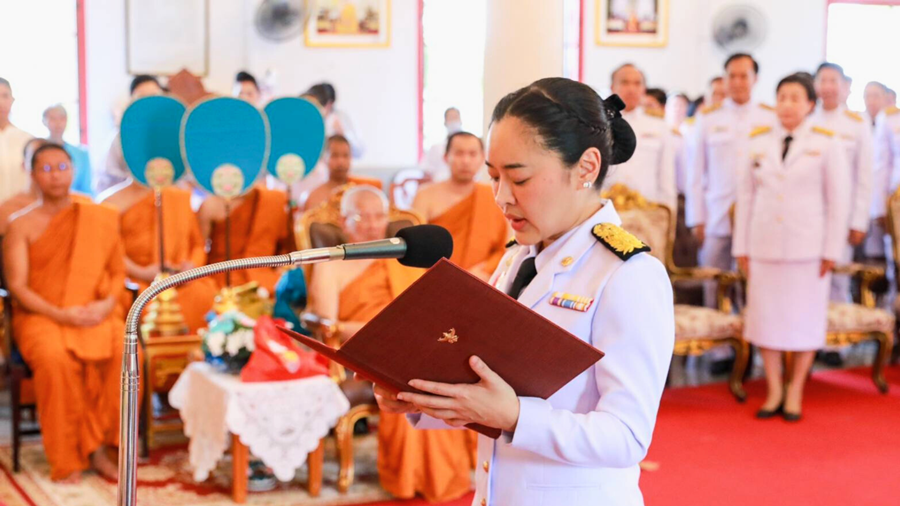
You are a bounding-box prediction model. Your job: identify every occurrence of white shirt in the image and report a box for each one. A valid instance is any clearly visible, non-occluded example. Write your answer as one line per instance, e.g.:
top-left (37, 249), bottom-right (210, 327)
top-left (422, 141), bottom-right (450, 183)
top-left (604, 107), bottom-right (677, 211)
top-left (809, 105), bottom-right (873, 232)
top-left (871, 106), bottom-right (900, 218)
top-left (0, 123), bottom-right (33, 203)
top-left (326, 108), bottom-right (365, 159)
top-left (412, 202), bottom-right (674, 506)
top-left (685, 99), bottom-right (779, 237)
top-left (733, 122), bottom-right (851, 262)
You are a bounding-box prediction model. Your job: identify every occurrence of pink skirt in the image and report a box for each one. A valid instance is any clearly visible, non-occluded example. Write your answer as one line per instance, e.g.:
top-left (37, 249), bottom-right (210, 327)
top-left (744, 259), bottom-right (830, 351)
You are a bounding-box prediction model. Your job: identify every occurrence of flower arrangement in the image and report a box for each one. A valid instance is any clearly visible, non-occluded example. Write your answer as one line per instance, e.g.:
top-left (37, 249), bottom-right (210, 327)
top-left (200, 310), bottom-right (257, 374)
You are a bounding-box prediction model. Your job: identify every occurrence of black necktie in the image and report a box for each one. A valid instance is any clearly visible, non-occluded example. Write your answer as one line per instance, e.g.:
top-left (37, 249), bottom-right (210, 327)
top-left (782, 135), bottom-right (793, 161)
top-left (507, 257), bottom-right (537, 300)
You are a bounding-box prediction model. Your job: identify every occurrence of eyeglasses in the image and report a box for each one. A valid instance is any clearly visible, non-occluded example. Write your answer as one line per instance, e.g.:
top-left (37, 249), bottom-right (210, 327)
top-left (38, 162), bottom-right (71, 173)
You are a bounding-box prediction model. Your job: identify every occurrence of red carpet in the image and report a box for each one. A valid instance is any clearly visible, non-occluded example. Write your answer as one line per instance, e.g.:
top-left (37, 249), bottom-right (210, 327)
top-left (363, 366), bottom-right (900, 506)
top-left (640, 366), bottom-right (900, 506)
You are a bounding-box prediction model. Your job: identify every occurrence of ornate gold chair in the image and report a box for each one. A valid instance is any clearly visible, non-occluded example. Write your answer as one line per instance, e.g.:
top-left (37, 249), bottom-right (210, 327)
top-left (603, 184), bottom-right (748, 401)
top-left (295, 184), bottom-right (423, 493)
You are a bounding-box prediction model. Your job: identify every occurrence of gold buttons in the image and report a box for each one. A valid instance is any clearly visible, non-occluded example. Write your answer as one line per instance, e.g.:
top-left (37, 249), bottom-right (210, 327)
top-left (483, 461), bottom-right (489, 472)
top-left (561, 256), bottom-right (574, 267)
top-left (505, 257), bottom-right (513, 267)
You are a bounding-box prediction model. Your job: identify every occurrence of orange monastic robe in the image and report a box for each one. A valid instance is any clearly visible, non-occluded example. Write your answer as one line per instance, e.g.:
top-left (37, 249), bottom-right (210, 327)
top-left (430, 184), bottom-right (508, 273)
top-left (339, 260), bottom-right (473, 503)
top-left (120, 187), bottom-right (217, 332)
top-left (207, 187), bottom-right (294, 294)
top-left (12, 202), bottom-right (130, 480)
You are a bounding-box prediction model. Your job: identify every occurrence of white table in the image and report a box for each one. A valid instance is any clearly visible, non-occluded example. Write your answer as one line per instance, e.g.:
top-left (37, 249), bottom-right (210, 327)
top-left (169, 362), bottom-right (350, 502)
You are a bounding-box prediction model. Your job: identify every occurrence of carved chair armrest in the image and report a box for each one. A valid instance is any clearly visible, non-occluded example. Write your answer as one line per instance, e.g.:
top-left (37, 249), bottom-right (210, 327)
top-left (669, 266), bottom-right (723, 283)
top-left (833, 263), bottom-right (886, 308)
top-left (299, 311), bottom-right (345, 382)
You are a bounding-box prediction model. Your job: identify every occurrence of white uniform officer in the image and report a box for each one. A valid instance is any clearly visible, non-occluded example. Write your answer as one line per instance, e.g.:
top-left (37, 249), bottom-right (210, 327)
top-left (734, 74), bottom-right (850, 421)
top-left (375, 78), bottom-right (674, 506)
top-left (871, 105), bottom-right (900, 227)
top-left (685, 54), bottom-right (778, 307)
top-left (604, 64), bottom-right (677, 211)
top-left (811, 63), bottom-right (874, 301)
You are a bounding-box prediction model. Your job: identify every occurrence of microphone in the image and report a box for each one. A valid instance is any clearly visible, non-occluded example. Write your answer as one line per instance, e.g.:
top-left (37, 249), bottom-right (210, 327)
top-left (291, 224), bottom-right (453, 268)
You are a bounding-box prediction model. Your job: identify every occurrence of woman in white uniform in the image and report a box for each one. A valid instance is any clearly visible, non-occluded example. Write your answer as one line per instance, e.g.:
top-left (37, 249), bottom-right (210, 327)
top-left (374, 78), bottom-right (675, 506)
top-left (733, 73), bottom-right (850, 421)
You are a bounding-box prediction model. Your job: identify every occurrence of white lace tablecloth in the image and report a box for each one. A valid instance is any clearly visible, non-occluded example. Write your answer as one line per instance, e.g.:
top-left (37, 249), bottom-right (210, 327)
top-left (169, 362), bottom-right (350, 482)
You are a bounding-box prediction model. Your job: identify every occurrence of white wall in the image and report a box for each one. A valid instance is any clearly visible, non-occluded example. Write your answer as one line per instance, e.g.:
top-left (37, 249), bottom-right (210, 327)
top-left (582, 0), bottom-right (827, 102)
top-left (85, 0), bottom-right (419, 172)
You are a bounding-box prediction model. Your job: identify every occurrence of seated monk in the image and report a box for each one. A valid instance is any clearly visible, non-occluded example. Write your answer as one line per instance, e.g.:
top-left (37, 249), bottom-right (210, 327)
top-left (0, 138), bottom-right (92, 235)
top-left (308, 185), bottom-right (472, 502)
top-left (413, 131), bottom-right (509, 281)
top-left (3, 143), bottom-right (131, 483)
top-left (198, 180), bottom-right (294, 294)
top-left (303, 134), bottom-right (381, 212)
top-left (98, 180), bottom-right (217, 332)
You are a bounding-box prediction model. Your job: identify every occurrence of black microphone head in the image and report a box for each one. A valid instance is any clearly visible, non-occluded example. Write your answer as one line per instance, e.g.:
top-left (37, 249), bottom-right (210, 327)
top-left (395, 225), bottom-right (453, 268)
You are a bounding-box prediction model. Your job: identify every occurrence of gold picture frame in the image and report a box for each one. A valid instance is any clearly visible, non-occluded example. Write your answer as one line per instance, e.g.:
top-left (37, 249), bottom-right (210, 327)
top-left (596, 0), bottom-right (669, 48)
top-left (305, 0), bottom-right (391, 48)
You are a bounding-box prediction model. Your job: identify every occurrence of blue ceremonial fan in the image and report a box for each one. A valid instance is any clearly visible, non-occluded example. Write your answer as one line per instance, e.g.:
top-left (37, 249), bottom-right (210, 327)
top-left (263, 97), bottom-right (326, 185)
top-left (120, 96), bottom-right (187, 188)
top-left (181, 97), bottom-right (269, 199)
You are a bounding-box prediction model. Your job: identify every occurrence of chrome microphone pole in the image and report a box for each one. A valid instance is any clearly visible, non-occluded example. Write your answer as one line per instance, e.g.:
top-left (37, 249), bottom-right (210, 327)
top-left (117, 247), bottom-right (346, 506)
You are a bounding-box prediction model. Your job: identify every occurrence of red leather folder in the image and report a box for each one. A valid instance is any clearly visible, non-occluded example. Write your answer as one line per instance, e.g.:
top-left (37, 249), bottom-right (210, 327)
top-left (279, 258), bottom-right (604, 438)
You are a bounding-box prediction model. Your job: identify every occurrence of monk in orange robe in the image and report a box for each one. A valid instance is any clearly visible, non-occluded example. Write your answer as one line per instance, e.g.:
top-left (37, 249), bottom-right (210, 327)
top-left (3, 144), bottom-right (128, 482)
top-left (304, 134), bottom-right (382, 211)
top-left (99, 181), bottom-right (217, 332)
top-left (198, 184), bottom-right (294, 294)
top-left (309, 185), bottom-right (472, 502)
top-left (413, 131), bottom-right (508, 281)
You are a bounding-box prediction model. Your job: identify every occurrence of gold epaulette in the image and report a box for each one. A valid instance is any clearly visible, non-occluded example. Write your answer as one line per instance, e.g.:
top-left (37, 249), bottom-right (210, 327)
top-left (886, 106), bottom-right (900, 116)
top-left (671, 127), bottom-right (682, 137)
top-left (844, 110), bottom-right (864, 123)
top-left (700, 103), bottom-right (722, 115)
top-left (749, 126), bottom-right (772, 138)
top-left (759, 103), bottom-right (775, 111)
top-left (645, 108), bottom-right (665, 119)
top-left (505, 237), bottom-right (517, 248)
top-left (591, 223), bottom-right (650, 261)
top-left (812, 126), bottom-right (835, 137)
top-left (684, 116), bottom-right (696, 126)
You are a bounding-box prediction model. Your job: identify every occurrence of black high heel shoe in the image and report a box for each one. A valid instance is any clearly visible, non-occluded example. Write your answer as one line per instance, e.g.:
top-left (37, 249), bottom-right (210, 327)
top-left (756, 403), bottom-right (784, 419)
top-left (782, 410), bottom-right (802, 422)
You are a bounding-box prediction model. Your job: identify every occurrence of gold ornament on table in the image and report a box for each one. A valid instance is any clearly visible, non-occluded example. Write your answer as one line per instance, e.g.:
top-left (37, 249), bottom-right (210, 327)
top-left (213, 281), bottom-right (272, 319)
top-left (141, 273), bottom-right (189, 337)
top-left (439, 328), bottom-right (459, 344)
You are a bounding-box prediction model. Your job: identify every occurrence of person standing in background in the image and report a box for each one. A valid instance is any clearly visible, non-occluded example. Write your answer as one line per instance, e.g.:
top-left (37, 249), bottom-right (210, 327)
top-left (811, 63), bottom-right (873, 304)
top-left (98, 75), bottom-right (165, 193)
top-left (306, 82), bottom-right (364, 158)
top-left (863, 81), bottom-right (889, 128)
top-left (43, 104), bottom-right (92, 196)
top-left (422, 107), bottom-right (464, 183)
top-left (0, 77), bottom-right (34, 203)
top-left (643, 88), bottom-right (668, 115)
top-left (234, 71), bottom-right (262, 107)
top-left (605, 63), bottom-right (677, 211)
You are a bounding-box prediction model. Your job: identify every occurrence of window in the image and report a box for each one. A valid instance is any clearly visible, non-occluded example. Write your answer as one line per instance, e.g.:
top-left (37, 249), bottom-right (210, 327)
top-left (826, 1), bottom-right (900, 112)
top-left (1, 0), bottom-right (82, 144)
top-left (420, 0), bottom-right (487, 156)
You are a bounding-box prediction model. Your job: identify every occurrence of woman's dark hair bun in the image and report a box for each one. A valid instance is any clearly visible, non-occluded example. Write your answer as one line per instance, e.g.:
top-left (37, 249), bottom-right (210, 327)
top-left (602, 94), bottom-right (637, 165)
top-left (490, 78), bottom-right (637, 189)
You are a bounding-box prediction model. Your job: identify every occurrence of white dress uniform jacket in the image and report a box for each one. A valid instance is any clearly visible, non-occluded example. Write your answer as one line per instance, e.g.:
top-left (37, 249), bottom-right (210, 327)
top-left (809, 105), bottom-right (873, 234)
top-left (0, 123), bottom-right (33, 203)
top-left (604, 107), bottom-right (677, 211)
top-left (686, 99), bottom-right (778, 237)
top-left (871, 106), bottom-right (900, 219)
top-left (733, 122), bottom-right (851, 262)
top-left (410, 202), bottom-right (675, 506)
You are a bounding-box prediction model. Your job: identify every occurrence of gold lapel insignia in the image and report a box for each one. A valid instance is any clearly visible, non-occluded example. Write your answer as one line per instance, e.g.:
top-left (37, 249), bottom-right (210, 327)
top-left (750, 126), bottom-right (772, 138)
top-left (505, 236), bottom-right (518, 248)
top-left (591, 223), bottom-right (651, 261)
top-left (804, 150), bottom-right (822, 156)
top-left (549, 292), bottom-right (594, 312)
top-left (439, 328), bottom-right (459, 344)
top-left (560, 256), bottom-right (574, 267)
top-left (713, 125), bottom-right (729, 133)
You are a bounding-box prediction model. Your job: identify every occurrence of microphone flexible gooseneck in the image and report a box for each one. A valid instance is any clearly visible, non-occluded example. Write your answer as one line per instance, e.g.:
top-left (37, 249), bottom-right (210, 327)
top-left (117, 225), bottom-right (452, 506)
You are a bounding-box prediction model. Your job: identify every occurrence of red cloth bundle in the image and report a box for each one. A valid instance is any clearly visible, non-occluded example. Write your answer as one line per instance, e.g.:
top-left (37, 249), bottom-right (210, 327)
top-left (241, 315), bottom-right (329, 382)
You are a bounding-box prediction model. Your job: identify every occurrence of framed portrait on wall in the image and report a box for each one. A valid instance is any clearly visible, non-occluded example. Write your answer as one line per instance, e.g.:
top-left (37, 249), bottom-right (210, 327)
top-left (305, 0), bottom-right (391, 48)
top-left (596, 0), bottom-right (669, 47)
top-left (126, 0), bottom-right (209, 75)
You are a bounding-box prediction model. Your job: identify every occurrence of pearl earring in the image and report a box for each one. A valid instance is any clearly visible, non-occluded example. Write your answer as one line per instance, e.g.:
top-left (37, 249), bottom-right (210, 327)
top-left (582, 182), bottom-right (593, 189)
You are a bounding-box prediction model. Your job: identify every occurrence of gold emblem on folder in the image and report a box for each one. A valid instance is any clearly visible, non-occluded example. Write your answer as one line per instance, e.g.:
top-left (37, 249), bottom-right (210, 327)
top-left (439, 328), bottom-right (459, 344)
